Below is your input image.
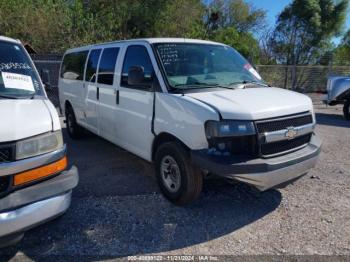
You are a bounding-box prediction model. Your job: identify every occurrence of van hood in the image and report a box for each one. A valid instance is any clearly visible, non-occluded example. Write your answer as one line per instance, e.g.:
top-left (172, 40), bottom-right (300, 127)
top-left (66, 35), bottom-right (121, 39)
top-left (186, 87), bottom-right (313, 120)
top-left (0, 99), bottom-right (53, 142)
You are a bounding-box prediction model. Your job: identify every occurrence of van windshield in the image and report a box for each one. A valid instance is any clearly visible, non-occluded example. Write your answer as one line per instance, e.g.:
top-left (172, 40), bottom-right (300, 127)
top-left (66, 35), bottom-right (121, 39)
top-left (154, 43), bottom-right (267, 90)
top-left (0, 41), bottom-right (42, 99)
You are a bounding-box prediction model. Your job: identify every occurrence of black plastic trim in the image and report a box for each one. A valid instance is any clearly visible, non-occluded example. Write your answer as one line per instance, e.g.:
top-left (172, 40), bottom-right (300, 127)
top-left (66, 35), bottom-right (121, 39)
top-left (191, 135), bottom-right (321, 176)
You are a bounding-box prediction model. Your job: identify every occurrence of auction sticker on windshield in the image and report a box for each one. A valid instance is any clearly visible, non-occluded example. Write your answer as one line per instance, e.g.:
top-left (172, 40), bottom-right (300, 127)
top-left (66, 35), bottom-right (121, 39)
top-left (1, 72), bottom-right (34, 91)
top-left (244, 63), bottom-right (262, 80)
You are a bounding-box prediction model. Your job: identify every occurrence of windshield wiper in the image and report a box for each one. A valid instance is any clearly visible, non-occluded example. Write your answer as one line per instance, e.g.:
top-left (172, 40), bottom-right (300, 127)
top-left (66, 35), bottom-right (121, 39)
top-left (0, 94), bottom-right (20, 99)
top-left (172, 82), bottom-right (235, 91)
top-left (0, 93), bottom-right (37, 99)
top-left (228, 80), bottom-right (269, 89)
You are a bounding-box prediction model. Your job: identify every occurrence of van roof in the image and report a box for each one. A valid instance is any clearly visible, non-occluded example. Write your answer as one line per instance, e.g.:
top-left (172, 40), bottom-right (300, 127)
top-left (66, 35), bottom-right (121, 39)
top-left (65, 38), bottom-right (226, 54)
top-left (0, 36), bottom-right (21, 44)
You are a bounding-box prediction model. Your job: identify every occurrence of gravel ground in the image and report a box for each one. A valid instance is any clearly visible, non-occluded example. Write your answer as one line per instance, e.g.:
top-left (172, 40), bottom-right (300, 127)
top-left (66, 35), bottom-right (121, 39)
top-left (1, 94), bottom-right (350, 260)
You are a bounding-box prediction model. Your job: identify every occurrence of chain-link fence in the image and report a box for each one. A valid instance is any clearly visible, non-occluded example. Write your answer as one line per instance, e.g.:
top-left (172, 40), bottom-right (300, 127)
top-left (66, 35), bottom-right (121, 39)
top-left (257, 64), bottom-right (350, 92)
top-left (32, 54), bottom-right (350, 107)
top-left (32, 54), bottom-right (62, 107)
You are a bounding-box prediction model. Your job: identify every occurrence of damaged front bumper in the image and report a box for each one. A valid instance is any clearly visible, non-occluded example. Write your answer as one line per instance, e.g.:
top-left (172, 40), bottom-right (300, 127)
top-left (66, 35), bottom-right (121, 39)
top-left (192, 135), bottom-right (321, 191)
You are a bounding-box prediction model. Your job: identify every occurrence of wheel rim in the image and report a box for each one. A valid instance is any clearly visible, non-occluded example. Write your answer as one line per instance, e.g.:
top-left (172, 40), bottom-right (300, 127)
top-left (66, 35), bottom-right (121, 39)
top-left (67, 112), bottom-right (74, 134)
top-left (160, 155), bottom-right (181, 193)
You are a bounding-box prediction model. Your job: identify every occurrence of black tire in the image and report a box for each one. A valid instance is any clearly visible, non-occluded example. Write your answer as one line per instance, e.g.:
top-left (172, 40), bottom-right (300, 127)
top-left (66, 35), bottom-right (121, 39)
top-left (65, 105), bottom-right (83, 139)
top-left (155, 142), bottom-right (203, 205)
top-left (343, 99), bottom-right (350, 120)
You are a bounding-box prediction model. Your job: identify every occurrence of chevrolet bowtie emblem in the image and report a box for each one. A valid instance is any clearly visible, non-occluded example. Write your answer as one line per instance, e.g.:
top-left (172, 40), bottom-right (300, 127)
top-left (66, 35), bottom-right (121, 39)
top-left (285, 126), bottom-right (298, 139)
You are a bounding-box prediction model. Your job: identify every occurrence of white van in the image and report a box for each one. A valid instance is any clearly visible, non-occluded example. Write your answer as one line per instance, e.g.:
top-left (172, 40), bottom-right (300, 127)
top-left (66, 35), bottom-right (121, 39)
top-left (0, 36), bottom-right (78, 246)
top-left (59, 38), bottom-right (321, 205)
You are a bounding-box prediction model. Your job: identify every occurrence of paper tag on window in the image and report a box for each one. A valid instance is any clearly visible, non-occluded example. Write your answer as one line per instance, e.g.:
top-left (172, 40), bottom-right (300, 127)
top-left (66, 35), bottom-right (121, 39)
top-left (244, 64), bottom-right (262, 80)
top-left (1, 72), bottom-right (35, 91)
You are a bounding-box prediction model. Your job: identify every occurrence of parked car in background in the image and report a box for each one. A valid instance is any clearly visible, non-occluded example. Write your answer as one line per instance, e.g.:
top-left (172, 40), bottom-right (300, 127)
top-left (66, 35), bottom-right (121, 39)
top-left (59, 38), bottom-right (321, 205)
top-left (0, 36), bottom-right (79, 247)
top-left (322, 76), bottom-right (350, 120)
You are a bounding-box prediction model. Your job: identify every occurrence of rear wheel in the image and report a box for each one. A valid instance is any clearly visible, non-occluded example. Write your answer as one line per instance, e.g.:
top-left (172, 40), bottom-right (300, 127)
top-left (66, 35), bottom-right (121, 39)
top-left (343, 99), bottom-right (350, 120)
top-left (155, 142), bottom-right (203, 205)
top-left (65, 106), bottom-right (83, 139)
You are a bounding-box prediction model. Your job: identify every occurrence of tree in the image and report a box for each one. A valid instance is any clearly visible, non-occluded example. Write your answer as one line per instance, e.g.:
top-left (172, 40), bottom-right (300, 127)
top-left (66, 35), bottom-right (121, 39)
top-left (269, 0), bottom-right (348, 89)
top-left (204, 0), bottom-right (266, 63)
top-left (212, 27), bottom-right (261, 63)
top-left (0, 0), bottom-right (265, 59)
top-left (0, 0), bottom-right (73, 53)
top-left (205, 0), bottom-right (267, 34)
top-left (154, 0), bottom-right (206, 38)
top-left (333, 30), bottom-right (350, 65)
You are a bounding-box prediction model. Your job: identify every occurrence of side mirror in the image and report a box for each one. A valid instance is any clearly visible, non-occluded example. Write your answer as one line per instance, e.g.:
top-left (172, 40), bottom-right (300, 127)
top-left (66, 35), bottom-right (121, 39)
top-left (127, 66), bottom-right (151, 87)
top-left (41, 69), bottom-right (52, 90)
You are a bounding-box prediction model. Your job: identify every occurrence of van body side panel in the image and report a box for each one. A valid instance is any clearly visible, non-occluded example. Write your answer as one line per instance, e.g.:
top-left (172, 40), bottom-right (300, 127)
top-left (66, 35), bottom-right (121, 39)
top-left (59, 78), bottom-right (85, 121)
top-left (111, 43), bottom-right (160, 161)
top-left (96, 46), bottom-right (122, 141)
top-left (154, 93), bottom-right (220, 150)
top-left (114, 88), bottom-right (155, 161)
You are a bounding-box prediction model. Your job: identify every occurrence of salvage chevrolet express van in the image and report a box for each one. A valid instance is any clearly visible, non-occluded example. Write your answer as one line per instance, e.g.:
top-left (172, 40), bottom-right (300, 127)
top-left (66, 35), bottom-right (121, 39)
top-left (59, 38), bottom-right (321, 205)
top-left (0, 36), bottom-right (78, 246)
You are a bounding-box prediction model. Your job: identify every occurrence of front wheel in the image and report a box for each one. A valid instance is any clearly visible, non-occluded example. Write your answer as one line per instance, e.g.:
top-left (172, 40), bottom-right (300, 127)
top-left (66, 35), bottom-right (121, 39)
top-left (155, 142), bottom-right (203, 206)
top-left (343, 99), bottom-right (350, 120)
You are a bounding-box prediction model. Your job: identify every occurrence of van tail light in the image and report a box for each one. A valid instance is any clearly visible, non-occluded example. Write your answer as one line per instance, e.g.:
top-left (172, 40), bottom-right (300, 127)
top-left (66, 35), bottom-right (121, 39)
top-left (13, 157), bottom-right (67, 186)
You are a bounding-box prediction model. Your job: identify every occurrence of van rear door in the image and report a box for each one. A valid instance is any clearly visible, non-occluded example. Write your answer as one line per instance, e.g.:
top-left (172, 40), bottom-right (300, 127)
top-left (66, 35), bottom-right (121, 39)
top-left (60, 51), bottom-right (88, 124)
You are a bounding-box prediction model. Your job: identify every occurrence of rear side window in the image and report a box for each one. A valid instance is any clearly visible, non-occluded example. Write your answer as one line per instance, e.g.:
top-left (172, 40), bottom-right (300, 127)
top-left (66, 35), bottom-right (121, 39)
top-left (61, 51), bottom-right (88, 80)
top-left (121, 45), bottom-right (154, 87)
top-left (85, 49), bottom-right (101, 82)
top-left (97, 47), bottom-right (119, 85)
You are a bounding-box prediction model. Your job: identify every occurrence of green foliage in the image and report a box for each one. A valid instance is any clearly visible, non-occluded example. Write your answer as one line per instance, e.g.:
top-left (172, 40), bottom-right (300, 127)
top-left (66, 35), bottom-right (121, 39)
top-left (153, 0), bottom-right (206, 38)
top-left (2, 0), bottom-right (347, 70)
top-left (267, 0), bottom-right (348, 89)
top-left (333, 29), bottom-right (350, 65)
top-left (270, 0), bottom-right (349, 65)
top-left (204, 0), bottom-right (266, 64)
top-left (212, 27), bottom-right (261, 63)
top-left (0, 0), bottom-right (72, 53)
top-left (206, 0), bottom-right (266, 33)
top-left (0, 0), bottom-right (208, 52)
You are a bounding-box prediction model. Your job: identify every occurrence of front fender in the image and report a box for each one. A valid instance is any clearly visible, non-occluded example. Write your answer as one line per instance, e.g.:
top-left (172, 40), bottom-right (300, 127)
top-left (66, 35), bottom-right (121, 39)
top-left (154, 93), bottom-right (220, 150)
top-left (327, 77), bottom-right (350, 103)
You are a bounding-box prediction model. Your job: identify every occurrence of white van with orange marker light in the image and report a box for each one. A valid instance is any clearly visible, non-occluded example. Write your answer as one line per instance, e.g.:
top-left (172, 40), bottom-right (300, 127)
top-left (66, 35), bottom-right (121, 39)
top-left (0, 36), bottom-right (78, 247)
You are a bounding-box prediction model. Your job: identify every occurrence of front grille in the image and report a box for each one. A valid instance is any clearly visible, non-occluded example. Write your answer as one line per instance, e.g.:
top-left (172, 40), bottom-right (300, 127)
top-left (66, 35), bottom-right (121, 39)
top-left (0, 176), bottom-right (11, 197)
top-left (0, 143), bottom-right (14, 163)
top-left (256, 114), bottom-right (313, 133)
top-left (261, 134), bottom-right (311, 156)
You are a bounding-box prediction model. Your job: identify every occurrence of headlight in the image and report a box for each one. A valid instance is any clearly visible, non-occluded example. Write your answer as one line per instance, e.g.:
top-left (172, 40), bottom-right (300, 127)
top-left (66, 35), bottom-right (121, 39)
top-left (205, 120), bottom-right (256, 139)
top-left (16, 131), bottom-right (64, 160)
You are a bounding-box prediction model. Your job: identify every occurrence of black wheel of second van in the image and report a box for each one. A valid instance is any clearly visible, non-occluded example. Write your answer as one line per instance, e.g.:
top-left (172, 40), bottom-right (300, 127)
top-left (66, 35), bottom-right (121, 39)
top-left (343, 99), bottom-right (350, 120)
top-left (155, 142), bottom-right (203, 206)
top-left (65, 106), bottom-right (83, 139)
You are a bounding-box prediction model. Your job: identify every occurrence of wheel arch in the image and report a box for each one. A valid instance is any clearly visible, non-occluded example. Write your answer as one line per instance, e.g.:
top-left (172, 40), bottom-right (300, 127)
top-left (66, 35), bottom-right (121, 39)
top-left (64, 100), bottom-right (74, 116)
top-left (151, 132), bottom-right (190, 162)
